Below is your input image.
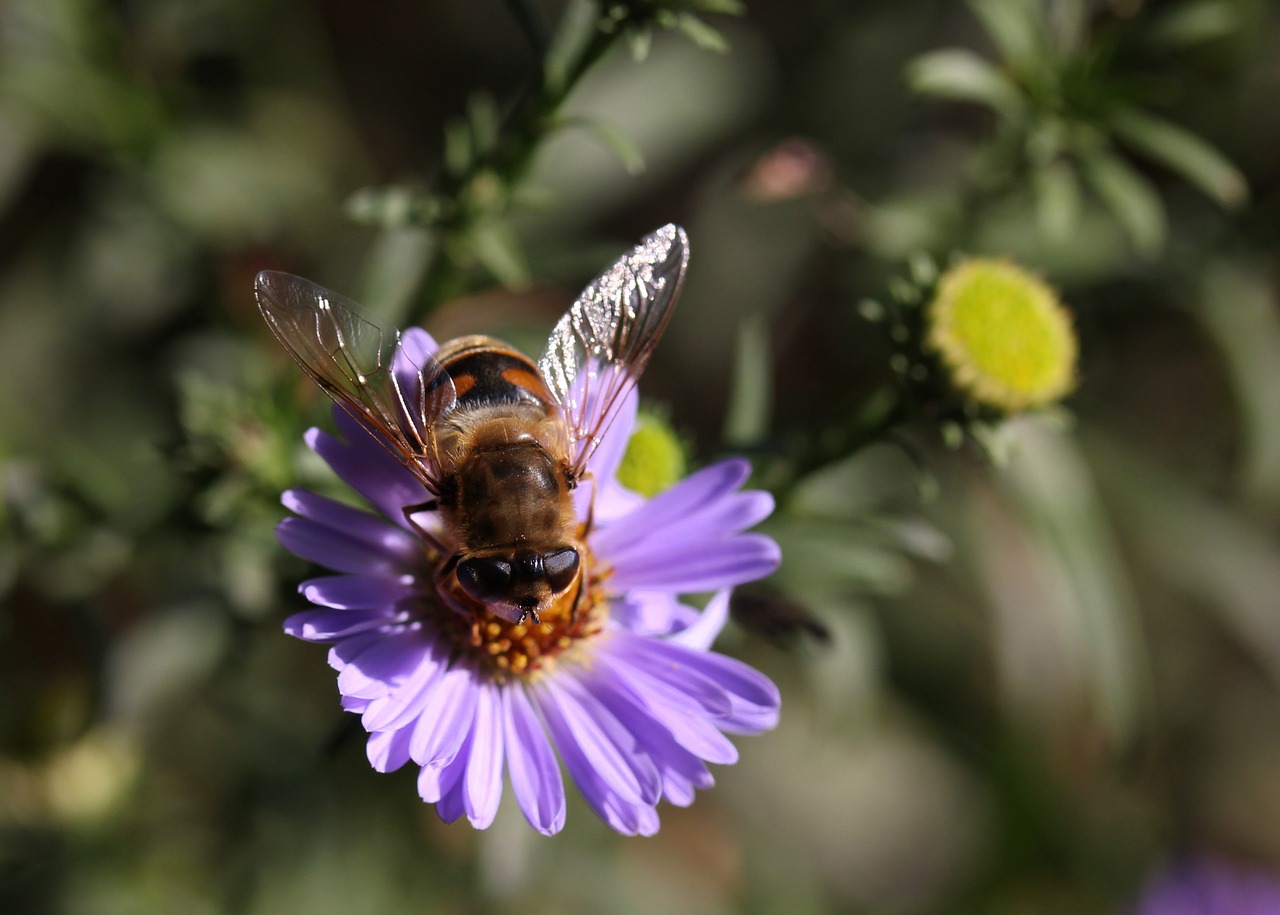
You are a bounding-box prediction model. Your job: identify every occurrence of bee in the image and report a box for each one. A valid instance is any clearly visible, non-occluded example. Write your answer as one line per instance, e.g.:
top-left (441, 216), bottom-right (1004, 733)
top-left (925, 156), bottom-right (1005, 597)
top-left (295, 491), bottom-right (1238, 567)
top-left (255, 225), bottom-right (689, 626)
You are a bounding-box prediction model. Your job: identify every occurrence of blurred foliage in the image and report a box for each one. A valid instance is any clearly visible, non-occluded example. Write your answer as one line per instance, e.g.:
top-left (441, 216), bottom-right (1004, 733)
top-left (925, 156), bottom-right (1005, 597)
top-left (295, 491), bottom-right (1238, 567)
top-left (3, 0), bottom-right (1280, 912)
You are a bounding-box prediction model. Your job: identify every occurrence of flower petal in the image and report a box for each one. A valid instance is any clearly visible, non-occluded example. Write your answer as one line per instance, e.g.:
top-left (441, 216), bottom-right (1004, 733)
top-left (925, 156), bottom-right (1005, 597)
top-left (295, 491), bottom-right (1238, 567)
top-left (306, 419), bottom-right (429, 528)
top-left (575, 387), bottom-right (641, 524)
top-left (334, 629), bottom-right (432, 700)
top-left (366, 725), bottom-right (413, 773)
top-left (462, 682), bottom-right (504, 829)
top-left (543, 674), bottom-right (661, 806)
top-left (632, 638), bottom-right (781, 733)
top-left (421, 741), bottom-right (468, 811)
top-left (667, 588), bottom-right (731, 651)
top-left (409, 663), bottom-right (480, 767)
top-left (283, 608), bottom-right (400, 642)
top-left (590, 458), bottom-right (755, 555)
top-left (584, 667), bottom-right (722, 791)
top-left (503, 686), bottom-right (566, 835)
top-left (534, 682), bottom-right (655, 836)
top-left (604, 640), bottom-right (734, 717)
top-left (360, 637), bottom-right (447, 732)
top-left (277, 517), bottom-right (411, 577)
top-left (594, 648), bottom-right (738, 765)
top-left (602, 490), bottom-right (776, 565)
top-left (610, 590), bottom-right (699, 636)
top-left (282, 490), bottom-right (422, 564)
top-left (606, 533), bottom-right (781, 594)
top-left (298, 574), bottom-right (420, 610)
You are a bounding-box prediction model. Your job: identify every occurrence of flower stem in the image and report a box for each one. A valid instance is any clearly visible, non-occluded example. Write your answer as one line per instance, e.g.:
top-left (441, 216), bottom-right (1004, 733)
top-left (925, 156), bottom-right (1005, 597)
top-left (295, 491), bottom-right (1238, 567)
top-left (774, 386), bottom-right (909, 500)
top-left (415, 4), bottom-right (636, 309)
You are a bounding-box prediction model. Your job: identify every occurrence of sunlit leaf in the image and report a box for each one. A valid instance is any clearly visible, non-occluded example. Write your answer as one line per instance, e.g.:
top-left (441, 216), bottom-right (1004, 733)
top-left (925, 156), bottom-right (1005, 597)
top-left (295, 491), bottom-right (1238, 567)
top-left (443, 119), bottom-right (472, 177)
top-left (467, 220), bottom-right (531, 288)
top-left (1196, 261), bottom-right (1280, 508)
top-left (1147, 0), bottom-right (1241, 49)
top-left (467, 93), bottom-right (501, 157)
top-left (723, 313), bottom-right (772, 447)
top-left (1032, 159), bottom-right (1081, 242)
top-left (358, 226), bottom-right (438, 328)
top-left (556, 115), bottom-right (647, 175)
top-left (691, 0), bottom-right (745, 15)
top-left (344, 185), bottom-right (422, 228)
top-left (1092, 434), bottom-right (1280, 693)
top-left (1082, 151), bottom-right (1166, 256)
top-left (544, 0), bottom-right (598, 94)
top-left (674, 13), bottom-right (731, 54)
top-left (985, 419), bottom-right (1146, 744)
top-left (1111, 106), bottom-right (1248, 208)
top-left (907, 49), bottom-right (1026, 120)
top-left (968, 0), bottom-right (1043, 71)
top-left (627, 25), bottom-right (653, 60)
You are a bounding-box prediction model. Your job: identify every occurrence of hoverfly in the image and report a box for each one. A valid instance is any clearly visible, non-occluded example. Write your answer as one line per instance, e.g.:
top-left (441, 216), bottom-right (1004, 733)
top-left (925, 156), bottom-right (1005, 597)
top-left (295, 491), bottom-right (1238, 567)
top-left (255, 225), bottom-right (689, 626)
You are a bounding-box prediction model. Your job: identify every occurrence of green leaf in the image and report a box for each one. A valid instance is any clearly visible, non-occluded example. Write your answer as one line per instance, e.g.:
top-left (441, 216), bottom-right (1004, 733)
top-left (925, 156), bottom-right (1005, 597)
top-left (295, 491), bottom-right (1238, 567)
top-left (1032, 159), bottom-right (1081, 242)
top-left (1196, 261), bottom-right (1280, 508)
top-left (626, 25), bottom-right (653, 60)
top-left (544, 0), bottom-right (598, 95)
top-left (968, 0), bottom-right (1043, 71)
top-left (1110, 106), bottom-right (1248, 208)
top-left (358, 227), bottom-right (438, 329)
top-left (558, 116), bottom-right (646, 175)
top-left (723, 313), bottom-right (772, 447)
top-left (691, 0), bottom-right (745, 15)
top-left (1147, 0), bottom-right (1240, 49)
top-left (467, 221), bottom-right (531, 288)
top-left (443, 119), bottom-right (472, 177)
top-left (906, 49), bottom-right (1025, 120)
top-left (466, 93), bottom-right (500, 157)
top-left (344, 185), bottom-right (419, 228)
top-left (1082, 151), bottom-right (1166, 256)
top-left (674, 13), bottom-right (731, 53)
top-left (1046, 0), bottom-right (1087, 56)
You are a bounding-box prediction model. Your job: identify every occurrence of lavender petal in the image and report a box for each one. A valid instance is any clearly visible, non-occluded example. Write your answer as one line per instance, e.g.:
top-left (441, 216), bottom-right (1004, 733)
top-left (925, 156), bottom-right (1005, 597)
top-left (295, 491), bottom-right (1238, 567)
top-left (503, 686), bottom-right (566, 835)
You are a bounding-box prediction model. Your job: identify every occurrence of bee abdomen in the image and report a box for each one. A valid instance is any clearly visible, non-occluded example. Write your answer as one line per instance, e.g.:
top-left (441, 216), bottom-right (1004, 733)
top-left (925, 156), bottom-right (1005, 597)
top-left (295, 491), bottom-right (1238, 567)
top-left (434, 337), bottom-right (553, 409)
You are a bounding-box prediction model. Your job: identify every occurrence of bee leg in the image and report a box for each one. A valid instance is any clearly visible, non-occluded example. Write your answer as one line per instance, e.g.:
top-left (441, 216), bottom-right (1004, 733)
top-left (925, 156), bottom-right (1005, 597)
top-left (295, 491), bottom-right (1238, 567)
top-left (568, 576), bottom-right (585, 624)
top-left (431, 554), bottom-right (476, 619)
top-left (403, 500), bottom-right (449, 554)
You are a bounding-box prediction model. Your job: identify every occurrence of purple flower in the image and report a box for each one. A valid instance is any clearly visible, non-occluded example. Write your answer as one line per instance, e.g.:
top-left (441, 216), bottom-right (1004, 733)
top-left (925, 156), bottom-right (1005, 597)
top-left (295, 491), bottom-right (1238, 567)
top-left (1134, 858), bottom-right (1280, 915)
top-left (277, 327), bottom-right (781, 835)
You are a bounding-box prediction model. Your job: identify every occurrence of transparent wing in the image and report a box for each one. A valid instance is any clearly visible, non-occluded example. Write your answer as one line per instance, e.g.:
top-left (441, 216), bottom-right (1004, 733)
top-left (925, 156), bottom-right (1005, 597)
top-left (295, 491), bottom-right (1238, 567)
top-left (538, 225), bottom-right (689, 478)
top-left (254, 270), bottom-right (456, 494)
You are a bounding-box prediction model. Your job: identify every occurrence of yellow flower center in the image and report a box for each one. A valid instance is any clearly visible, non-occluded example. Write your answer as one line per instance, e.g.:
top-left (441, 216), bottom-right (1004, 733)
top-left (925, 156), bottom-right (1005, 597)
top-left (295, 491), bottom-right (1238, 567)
top-left (925, 258), bottom-right (1078, 412)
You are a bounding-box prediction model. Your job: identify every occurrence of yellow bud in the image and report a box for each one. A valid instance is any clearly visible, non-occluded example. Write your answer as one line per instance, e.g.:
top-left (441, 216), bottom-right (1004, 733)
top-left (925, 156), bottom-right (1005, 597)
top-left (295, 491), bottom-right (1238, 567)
top-left (926, 258), bottom-right (1078, 412)
top-left (617, 412), bottom-right (686, 497)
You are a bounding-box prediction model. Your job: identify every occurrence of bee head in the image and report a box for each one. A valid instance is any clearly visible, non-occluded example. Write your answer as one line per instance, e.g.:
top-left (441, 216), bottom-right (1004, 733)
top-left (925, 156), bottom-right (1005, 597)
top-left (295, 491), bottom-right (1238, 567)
top-left (456, 546), bottom-right (581, 621)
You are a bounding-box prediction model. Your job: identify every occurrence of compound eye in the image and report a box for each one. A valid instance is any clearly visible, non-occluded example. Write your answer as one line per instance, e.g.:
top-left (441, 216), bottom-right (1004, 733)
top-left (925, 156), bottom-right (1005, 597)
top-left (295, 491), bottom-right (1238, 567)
top-left (456, 556), bottom-right (513, 603)
top-left (543, 547), bottom-right (580, 595)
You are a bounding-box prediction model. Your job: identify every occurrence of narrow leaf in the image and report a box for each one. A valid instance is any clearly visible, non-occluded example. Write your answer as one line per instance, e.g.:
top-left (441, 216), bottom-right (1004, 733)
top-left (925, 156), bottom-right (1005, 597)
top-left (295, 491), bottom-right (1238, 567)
top-left (723, 313), bottom-right (773, 447)
top-left (1083, 151), bottom-right (1166, 256)
top-left (1111, 106), bottom-right (1248, 208)
top-left (1032, 159), bottom-right (1081, 242)
top-left (544, 0), bottom-right (598, 95)
top-left (467, 93), bottom-right (500, 157)
top-left (1147, 0), bottom-right (1240, 49)
top-left (675, 14), bottom-right (731, 54)
top-left (968, 0), bottom-right (1043, 70)
top-left (558, 117), bottom-right (646, 176)
top-left (469, 222), bottom-right (531, 288)
top-left (907, 49), bottom-right (1025, 120)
